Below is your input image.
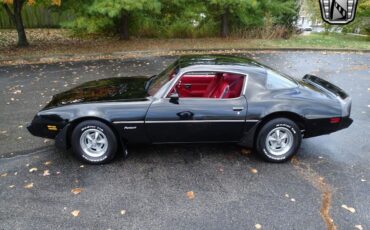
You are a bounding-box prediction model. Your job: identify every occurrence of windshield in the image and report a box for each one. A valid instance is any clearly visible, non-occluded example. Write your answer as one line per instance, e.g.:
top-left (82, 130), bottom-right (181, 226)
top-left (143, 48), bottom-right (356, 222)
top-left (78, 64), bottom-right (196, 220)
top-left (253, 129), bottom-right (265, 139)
top-left (147, 62), bottom-right (178, 96)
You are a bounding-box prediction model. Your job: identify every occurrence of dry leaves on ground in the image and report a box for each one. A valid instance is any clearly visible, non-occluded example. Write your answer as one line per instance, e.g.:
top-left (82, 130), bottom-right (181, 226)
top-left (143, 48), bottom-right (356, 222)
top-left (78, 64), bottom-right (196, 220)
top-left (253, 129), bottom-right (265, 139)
top-left (44, 161), bottom-right (52, 166)
top-left (24, 183), bottom-right (34, 189)
top-left (43, 170), bottom-right (50, 176)
top-left (71, 188), bottom-right (83, 195)
top-left (71, 210), bottom-right (80, 217)
top-left (1, 173), bottom-right (8, 177)
top-left (29, 167), bottom-right (38, 173)
top-left (186, 191), bottom-right (195, 200)
top-left (240, 148), bottom-right (251, 156)
top-left (341, 204), bottom-right (356, 213)
top-left (250, 168), bottom-right (258, 174)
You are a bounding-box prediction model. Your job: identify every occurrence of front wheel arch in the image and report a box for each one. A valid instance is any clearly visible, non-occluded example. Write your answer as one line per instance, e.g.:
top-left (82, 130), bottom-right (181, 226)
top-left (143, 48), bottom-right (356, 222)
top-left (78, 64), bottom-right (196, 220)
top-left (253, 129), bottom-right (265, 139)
top-left (66, 117), bottom-right (124, 151)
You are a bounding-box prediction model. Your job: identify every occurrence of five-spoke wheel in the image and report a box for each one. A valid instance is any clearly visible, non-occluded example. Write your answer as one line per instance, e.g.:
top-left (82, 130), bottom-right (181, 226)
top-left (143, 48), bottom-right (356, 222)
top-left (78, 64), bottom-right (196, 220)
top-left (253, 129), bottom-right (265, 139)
top-left (71, 120), bottom-right (119, 164)
top-left (256, 118), bottom-right (301, 162)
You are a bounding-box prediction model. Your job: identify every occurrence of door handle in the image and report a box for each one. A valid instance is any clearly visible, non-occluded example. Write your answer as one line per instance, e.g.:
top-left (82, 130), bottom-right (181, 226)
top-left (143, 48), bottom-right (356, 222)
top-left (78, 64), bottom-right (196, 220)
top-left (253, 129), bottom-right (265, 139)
top-left (184, 84), bottom-right (192, 89)
top-left (177, 111), bottom-right (194, 120)
top-left (233, 107), bottom-right (244, 111)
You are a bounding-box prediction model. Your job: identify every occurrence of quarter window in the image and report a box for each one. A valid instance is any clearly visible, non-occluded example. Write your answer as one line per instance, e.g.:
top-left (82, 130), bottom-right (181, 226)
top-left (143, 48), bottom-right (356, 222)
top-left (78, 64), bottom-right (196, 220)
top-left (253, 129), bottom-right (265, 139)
top-left (266, 69), bottom-right (297, 89)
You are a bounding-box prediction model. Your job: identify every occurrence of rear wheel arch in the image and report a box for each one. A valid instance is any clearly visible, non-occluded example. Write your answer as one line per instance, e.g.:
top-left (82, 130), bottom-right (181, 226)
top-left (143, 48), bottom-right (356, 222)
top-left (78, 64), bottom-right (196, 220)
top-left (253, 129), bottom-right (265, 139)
top-left (255, 112), bottom-right (306, 143)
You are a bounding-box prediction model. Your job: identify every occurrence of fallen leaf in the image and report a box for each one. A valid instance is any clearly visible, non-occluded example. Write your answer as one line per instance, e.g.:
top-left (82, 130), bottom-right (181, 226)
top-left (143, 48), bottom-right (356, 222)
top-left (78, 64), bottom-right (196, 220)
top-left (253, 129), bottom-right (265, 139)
top-left (120, 210), bottom-right (126, 215)
top-left (29, 167), bottom-right (38, 173)
top-left (71, 188), bottom-right (82, 195)
top-left (355, 224), bottom-right (363, 230)
top-left (250, 168), bottom-right (258, 174)
top-left (186, 191), bottom-right (195, 199)
top-left (255, 223), bottom-right (262, 229)
top-left (43, 170), bottom-right (50, 176)
top-left (241, 148), bottom-right (251, 155)
top-left (71, 210), bottom-right (80, 217)
top-left (341, 204), bottom-right (356, 213)
top-left (24, 183), bottom-right (34, 189)
top-left (1, 173), bottom-right (7, 177)
top-left (44, 161), bottom-right (52, 166)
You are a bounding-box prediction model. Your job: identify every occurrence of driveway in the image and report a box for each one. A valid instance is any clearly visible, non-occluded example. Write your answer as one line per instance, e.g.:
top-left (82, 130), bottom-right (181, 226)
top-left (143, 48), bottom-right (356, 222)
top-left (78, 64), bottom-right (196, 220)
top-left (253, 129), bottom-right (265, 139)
top-left (0, 51), bottom-right (369, 229)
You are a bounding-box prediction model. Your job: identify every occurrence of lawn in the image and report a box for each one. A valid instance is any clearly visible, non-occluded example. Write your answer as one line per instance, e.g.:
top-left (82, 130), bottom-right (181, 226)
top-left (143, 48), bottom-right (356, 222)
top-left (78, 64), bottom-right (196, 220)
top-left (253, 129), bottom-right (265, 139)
top-left (0, 29), bottom-right (369, 65)
top-left (267, 33), bottom-right (370, 50)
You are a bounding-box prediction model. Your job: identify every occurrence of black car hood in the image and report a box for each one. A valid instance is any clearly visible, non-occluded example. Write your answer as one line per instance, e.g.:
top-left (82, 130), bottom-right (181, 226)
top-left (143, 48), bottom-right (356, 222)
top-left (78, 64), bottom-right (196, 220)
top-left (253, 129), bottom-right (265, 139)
top-left (44, 77), bottom-right (149, 109)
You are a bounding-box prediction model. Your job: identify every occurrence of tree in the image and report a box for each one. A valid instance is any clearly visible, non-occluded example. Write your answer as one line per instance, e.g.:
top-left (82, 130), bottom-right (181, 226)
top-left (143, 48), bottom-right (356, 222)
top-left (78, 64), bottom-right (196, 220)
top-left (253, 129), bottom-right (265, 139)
top-left (206, 0), bottom-right (298, 38)
top-left (64, 0), bottom-right (161, 40)
top-left (206, 0), bottom-right (260, 37)
top-left (1, 0), bottom-right (61, 47)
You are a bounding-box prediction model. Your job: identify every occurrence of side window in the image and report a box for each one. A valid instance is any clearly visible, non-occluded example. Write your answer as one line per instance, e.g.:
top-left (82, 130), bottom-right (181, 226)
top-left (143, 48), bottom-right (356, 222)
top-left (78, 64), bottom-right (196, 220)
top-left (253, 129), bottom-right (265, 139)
top-left (266, 69), bottom-right (297, 89)
top-left (167, 71), bottom-right (245, 99)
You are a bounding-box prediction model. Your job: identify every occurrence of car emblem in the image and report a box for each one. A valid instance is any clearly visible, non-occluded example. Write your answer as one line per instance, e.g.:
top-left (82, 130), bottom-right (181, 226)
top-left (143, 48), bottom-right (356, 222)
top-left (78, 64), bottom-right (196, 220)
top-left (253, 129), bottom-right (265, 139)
top-left (319, 0), bottom-right (358, 24)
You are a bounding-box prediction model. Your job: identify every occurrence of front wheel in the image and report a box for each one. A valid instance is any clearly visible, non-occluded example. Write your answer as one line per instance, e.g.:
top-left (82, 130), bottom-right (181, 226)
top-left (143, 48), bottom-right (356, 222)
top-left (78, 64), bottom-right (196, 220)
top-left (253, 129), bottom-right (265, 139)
top-left (71, 120), bottom-right (118, 164)
top-left (256, 118), bottom-right (302, 163)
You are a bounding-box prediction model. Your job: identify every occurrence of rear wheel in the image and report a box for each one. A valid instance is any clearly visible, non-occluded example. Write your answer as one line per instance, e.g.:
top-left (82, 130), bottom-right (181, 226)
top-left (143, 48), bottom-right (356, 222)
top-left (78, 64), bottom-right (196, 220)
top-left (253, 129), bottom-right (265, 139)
top-left (71, 120), bottom-right (118, 164)
top-left (256, 118), bottom-right (301, 162)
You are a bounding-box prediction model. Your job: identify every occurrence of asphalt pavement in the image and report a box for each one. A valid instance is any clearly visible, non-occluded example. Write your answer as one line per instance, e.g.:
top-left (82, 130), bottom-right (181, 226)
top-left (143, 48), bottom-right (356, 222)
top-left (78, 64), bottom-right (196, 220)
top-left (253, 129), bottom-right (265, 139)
top-left (0, 51), bottom-right (369, 230)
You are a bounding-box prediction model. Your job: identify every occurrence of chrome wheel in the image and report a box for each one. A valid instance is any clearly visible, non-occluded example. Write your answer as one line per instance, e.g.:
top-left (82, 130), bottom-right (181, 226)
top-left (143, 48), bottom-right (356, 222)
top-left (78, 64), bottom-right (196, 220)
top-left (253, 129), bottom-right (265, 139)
top-left (265, 127), bottom-right (293, 156)
top-left (79, 128), bottom-right (108, 158)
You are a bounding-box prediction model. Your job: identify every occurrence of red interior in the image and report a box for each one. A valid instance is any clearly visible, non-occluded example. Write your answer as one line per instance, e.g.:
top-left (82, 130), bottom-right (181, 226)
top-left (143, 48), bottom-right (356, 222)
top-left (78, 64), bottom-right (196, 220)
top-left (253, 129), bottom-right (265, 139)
top-left (168, 73), bottom-right (244, 99)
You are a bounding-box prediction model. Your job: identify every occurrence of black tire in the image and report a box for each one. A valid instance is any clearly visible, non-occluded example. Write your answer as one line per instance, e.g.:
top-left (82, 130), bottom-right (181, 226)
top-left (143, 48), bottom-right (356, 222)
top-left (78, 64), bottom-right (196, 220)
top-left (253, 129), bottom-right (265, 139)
top-left (256, 118), bottom-right (302, 163)
top-left (71, 120), bottom-right (118, 164)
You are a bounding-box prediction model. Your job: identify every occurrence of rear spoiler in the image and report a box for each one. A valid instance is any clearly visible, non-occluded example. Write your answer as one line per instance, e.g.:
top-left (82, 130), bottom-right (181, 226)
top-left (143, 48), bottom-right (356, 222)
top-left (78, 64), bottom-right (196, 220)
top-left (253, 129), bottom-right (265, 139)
top-left (302, 74), bottom-right (348, 99)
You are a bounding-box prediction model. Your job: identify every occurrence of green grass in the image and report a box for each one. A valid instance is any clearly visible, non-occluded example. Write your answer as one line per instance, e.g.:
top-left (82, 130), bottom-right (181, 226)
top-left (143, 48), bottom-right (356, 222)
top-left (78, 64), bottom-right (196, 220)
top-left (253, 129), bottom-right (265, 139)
top-left (1, 30), bottom-right (369, 65)
top-left (264, 33), bottom-right (370, 50)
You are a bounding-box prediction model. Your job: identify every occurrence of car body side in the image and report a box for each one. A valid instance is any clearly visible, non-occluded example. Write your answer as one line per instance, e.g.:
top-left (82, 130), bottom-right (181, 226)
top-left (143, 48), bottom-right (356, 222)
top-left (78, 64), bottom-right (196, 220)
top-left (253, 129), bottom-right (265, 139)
top-left (27, 63), bottom-right (352, 150)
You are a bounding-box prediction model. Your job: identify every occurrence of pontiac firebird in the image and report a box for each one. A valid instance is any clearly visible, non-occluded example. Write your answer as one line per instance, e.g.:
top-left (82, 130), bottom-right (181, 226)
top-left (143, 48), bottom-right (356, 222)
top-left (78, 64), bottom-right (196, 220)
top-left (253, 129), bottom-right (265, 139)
top-left (27, 55), bottom-right (353, 164)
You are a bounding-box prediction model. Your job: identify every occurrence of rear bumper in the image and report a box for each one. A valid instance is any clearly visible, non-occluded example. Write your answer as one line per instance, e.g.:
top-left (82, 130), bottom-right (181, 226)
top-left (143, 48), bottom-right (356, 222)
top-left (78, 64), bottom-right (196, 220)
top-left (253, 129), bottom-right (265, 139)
top-left (304, 116), bottom-right (353, 138)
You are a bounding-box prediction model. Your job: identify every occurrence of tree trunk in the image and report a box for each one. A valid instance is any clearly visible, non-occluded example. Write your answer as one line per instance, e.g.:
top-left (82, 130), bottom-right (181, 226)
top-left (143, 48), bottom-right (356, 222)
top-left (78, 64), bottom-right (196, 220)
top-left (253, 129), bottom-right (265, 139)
top-left (2, 0), bottom-right (28, 47)
top-left (220, 7), bottom-right (229, 38)
top-left (119, 10), bottom-right (129, 40)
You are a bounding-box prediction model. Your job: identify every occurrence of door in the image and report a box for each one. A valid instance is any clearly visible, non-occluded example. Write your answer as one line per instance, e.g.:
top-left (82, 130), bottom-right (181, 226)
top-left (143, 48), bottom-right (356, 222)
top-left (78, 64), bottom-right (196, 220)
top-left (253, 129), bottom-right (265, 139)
top-left (145, 97), bottom-right (247, 143)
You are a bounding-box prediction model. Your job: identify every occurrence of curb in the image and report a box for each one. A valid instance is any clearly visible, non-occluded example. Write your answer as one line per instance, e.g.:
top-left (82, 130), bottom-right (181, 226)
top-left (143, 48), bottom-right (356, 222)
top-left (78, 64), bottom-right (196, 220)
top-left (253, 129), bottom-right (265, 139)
top-left (1, 48), bottom-right (369, 66)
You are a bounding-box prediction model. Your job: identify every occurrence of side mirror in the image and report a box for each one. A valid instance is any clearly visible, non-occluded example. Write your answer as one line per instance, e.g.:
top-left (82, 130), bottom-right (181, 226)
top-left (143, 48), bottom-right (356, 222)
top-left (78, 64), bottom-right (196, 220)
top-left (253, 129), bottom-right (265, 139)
top-left (169, 93), bottom-right (179, 104)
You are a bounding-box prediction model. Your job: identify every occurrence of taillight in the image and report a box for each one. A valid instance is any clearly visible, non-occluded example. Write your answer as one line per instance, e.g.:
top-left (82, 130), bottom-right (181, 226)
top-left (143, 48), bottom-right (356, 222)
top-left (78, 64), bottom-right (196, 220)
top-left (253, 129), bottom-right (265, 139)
top-left (330, 117), bottom-right (341, 124)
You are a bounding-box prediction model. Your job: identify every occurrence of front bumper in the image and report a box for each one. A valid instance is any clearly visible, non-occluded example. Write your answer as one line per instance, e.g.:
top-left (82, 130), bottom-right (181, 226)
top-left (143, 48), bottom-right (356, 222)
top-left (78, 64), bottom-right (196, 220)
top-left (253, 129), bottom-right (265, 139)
top-left (27, 115), bottom-right (66, 139)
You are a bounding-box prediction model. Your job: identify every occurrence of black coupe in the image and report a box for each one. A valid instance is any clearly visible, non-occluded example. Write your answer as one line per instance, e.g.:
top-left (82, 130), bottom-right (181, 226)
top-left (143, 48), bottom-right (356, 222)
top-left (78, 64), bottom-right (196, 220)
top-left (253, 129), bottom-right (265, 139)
top-left (28, 55), bottom-right (353, 164)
